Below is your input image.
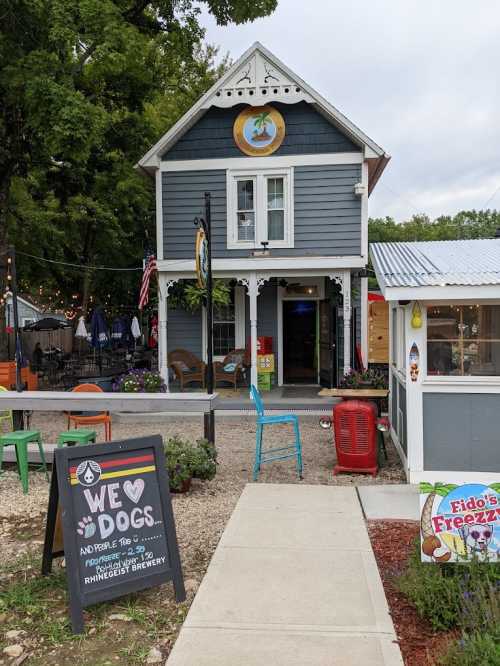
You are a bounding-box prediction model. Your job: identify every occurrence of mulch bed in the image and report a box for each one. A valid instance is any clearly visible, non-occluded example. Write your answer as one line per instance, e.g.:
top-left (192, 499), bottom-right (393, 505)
top-left (367, 521), bottom-right (456, 666)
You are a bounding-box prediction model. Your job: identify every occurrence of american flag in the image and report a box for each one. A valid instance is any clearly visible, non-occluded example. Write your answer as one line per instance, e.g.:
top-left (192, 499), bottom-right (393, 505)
top-left (138, 253), bottom-right (157, 310)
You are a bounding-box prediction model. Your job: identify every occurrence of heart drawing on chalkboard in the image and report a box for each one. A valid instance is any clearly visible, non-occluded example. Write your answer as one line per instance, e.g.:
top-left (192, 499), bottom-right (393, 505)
top-left (123, 478), bottom-right (145, 504)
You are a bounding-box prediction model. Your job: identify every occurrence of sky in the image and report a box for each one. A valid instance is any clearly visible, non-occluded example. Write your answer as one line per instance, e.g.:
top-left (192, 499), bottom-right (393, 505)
top-left (200, 0), bottom-right (500, 221)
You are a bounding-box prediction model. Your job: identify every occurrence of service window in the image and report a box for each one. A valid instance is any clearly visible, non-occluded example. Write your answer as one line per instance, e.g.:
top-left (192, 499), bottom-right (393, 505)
top-left (427, 304), bottom-right (500, 376)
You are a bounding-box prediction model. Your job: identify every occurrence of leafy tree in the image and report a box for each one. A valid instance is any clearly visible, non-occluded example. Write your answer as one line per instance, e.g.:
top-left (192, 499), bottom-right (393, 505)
top-left (0, 0), bottom-right (277, 358)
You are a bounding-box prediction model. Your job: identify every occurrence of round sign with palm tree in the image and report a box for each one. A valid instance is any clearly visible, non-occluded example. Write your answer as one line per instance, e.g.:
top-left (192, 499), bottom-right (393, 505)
top-left (233, 105), bottom-right (285, 156)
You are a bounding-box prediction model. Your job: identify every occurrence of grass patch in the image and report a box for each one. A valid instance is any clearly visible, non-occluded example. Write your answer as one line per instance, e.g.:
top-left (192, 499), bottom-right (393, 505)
top-left (0, 559), bottom-right (75, 646)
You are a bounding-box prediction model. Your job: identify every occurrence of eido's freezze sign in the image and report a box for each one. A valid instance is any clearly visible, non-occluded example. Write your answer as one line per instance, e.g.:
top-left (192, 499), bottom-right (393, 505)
top-left (42, 435), bottom-right (185, 633)
top-left (420, 482), bottom-right (500, 563)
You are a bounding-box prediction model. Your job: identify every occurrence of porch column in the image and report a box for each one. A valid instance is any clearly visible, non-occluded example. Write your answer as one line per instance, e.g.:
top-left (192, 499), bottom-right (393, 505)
top-left (248, 273), bottom-right (259, 389)
top-left (158, 277), bottom-right (179, 391)
top-left (238, 273), bottom-right (270, 390)
top-left (157, 274), bottom-right (168, 388)
top-left (343, 269), bottom-right (352, 375)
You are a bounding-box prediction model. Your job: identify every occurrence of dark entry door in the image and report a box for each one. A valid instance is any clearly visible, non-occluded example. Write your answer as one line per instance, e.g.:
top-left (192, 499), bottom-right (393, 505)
top-left (283, 300), bottom-right (317, 384)
top-left (319, 299), bottom-right (338, 388)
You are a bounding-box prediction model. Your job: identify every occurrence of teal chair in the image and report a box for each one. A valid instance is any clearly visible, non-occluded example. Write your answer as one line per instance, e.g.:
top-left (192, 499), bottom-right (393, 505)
top-left (250, 384), bottom-right (303, 480)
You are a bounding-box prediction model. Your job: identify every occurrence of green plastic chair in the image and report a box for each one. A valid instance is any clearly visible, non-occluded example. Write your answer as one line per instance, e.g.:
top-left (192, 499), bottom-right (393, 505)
top-left (0, 386), bottom-right (13, 432)
top-left (250, 384), bottom-right (303, 481)
top-left (0, 430), bottom-right (48, 494)
top-left (57, 429), bottom-right (97, 448)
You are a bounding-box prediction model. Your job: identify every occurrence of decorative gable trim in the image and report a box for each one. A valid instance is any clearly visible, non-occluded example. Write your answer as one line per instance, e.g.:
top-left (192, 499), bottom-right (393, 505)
top-left (137, 42), bottom-right (390, 187)
top-left (208, 48), bottom-right (313, 108)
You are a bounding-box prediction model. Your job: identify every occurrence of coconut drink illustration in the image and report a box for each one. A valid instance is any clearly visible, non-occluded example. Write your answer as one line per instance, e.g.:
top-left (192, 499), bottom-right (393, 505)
top-left (420, 482), bottom-right (457, 561)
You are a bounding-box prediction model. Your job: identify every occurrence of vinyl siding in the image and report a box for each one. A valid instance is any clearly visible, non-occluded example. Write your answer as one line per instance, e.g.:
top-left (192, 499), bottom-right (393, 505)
top-left (162, 102), bottom-right (359, 161)
top-left (162, 164), bottom-right (361, 260)
top-left (423, 393), bottom-right (500, 472)
top-left (166, 307), bottom-right (202, 357)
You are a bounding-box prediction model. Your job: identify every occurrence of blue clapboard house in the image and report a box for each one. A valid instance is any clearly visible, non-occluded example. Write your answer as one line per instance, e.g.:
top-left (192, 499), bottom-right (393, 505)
top-left (137, 43), bottom-right (389, 389)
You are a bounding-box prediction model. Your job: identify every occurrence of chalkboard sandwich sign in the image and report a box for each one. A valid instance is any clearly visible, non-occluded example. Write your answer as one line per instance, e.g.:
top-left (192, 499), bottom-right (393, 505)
top-left (42, 435), bottom-right (185, 633)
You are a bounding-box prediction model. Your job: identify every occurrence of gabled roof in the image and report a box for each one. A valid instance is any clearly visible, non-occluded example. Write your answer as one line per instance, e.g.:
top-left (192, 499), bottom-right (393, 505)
top-left (370, 239), bottom-right (500, 298)
top-left (6, 294), bottom-right (42, 313)
top-left (137, 42), bottom-right (390, 191)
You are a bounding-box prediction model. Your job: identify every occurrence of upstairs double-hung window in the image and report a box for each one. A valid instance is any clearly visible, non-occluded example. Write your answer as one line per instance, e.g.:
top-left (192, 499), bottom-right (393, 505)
top-left (228, 168), bottom-right (293, 249)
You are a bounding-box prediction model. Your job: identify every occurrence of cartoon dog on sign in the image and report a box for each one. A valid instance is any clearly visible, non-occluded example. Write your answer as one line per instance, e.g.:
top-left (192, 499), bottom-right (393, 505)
top-left (462, 523), bottom-right (494, 561)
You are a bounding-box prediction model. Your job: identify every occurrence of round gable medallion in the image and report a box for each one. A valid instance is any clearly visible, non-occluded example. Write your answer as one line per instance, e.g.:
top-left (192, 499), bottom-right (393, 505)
top-left (233, 105), bottom-right (285, 157)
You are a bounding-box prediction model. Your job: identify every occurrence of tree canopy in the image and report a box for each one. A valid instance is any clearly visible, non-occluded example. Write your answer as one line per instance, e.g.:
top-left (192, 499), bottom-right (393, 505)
top-left (0, 0), bottom-right (276, 356)
top-left (369, 210), bottom-right (500, 243)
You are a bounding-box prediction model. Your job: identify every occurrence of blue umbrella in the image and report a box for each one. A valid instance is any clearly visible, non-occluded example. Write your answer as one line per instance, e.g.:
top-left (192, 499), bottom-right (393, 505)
top-left (90, 308), bottom-right (109, 374)
top-left (111, 317), bottom-right (125, 348)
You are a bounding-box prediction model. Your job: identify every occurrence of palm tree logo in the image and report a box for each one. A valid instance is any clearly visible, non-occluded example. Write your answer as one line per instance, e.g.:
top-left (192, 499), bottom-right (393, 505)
top-left (252, 111), bottom-right (273, 142)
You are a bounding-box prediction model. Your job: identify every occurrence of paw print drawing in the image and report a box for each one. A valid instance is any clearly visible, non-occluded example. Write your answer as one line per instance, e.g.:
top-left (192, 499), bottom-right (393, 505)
top-left (77, 516), bottom-right (96, 539)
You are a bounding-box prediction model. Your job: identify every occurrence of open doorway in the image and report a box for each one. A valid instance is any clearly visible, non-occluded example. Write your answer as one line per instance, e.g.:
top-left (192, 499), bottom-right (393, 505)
top-left (283, 300), bottom-right (317, 383)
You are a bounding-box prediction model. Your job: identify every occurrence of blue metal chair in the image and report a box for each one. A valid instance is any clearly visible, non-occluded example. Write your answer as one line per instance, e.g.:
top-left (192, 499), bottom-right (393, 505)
top-left (250, 384), bottom-right (303, 480)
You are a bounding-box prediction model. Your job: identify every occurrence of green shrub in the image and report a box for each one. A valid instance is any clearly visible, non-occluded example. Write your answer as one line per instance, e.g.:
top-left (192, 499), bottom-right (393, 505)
top-left (397, 539), bottom-right (500, 631)
top-left (163, 436), bottom-right (217, 490)
top-left (440, 631), bottom-right (500, 666)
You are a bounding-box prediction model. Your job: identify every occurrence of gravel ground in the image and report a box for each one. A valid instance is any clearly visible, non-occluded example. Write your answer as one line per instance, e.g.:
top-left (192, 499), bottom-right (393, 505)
top-left (0, 411), bottom-right (405, 560)
top-left (0, 413), bottom-right (405, 663)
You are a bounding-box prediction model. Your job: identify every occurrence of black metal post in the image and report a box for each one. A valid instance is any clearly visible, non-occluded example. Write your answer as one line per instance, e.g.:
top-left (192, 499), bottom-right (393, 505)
top-left (8, 247), bottom-right (24, 429)
top-left (203, 193), bottom-right (215, 445)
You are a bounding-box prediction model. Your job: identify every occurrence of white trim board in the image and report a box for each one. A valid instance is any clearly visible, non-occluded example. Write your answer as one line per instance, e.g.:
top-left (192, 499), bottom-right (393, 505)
top-left (157, 256), bottom-right (367, 273)
top-left (155, 168), bottom-right (164, 262)
top-left (410, 470), bottom-right (500, 485)
top-left (159, 152), bottom-right (363, 172)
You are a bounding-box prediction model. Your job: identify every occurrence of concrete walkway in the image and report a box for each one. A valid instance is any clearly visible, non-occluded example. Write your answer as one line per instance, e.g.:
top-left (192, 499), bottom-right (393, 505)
top-left (167, 484), bottom-right (403, 665)
top-left (358, 484), bottom-right (420, 521)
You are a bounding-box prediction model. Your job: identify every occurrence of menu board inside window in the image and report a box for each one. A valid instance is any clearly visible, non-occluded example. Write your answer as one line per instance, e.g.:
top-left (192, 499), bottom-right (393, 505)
top-left (427, 304), bottom-right (500, 376)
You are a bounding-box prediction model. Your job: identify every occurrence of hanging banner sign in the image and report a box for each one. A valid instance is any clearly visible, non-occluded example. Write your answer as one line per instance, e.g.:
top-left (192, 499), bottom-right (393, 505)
top-left (195, 228), bottom-right (208, 289)
top-left (42, 435), bottom-right (185, 633)
top-left (420, 482), bottom-right (500, 563)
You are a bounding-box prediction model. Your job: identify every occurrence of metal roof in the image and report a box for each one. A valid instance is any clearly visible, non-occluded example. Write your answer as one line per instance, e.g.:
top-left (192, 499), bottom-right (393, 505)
top-left (370, 239), bottom-right (500, 288)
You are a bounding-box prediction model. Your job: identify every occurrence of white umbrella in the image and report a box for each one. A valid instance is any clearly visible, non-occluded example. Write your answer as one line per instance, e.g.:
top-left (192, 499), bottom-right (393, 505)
top-left (131, 316), bottom-right (141, 340)
top-left (75, 316), bottom-right (88, 355)
top-left (75, 316), bottom-right (87, 338)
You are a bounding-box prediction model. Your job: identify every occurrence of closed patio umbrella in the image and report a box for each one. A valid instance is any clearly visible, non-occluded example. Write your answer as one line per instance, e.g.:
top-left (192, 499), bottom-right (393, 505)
top-left (75, 316), bottom-right (87, 339)
top-left (131, 316), bottom-right (141, 340)
top-left (90, 308), bottom-right (109, 374)
top-left (75, 316), bottom-right (88, 355)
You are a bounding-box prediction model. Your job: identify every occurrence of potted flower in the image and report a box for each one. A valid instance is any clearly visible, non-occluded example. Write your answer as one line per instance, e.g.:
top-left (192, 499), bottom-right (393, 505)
top-left (340, 368), bottom-right (387, 390)
top-left (113, 369), bottom-right (166, 393)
